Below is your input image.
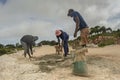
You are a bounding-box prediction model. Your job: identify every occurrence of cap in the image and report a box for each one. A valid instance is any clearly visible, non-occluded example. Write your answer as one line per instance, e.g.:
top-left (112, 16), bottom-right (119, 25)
top-left (67, 9), bottom-right (74, 16)
top-left (55, 30), bottom-right (62, 36)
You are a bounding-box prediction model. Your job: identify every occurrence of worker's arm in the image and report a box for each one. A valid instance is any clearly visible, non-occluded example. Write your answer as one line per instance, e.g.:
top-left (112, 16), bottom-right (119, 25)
top-left (32, 37), bottom-right (36, 46)
top-left (57, 36), bottom-right (60, 46)
top-left (32, 41), bottom-right (36, 46)
top-left (74, 16), bottom-right (80, 37)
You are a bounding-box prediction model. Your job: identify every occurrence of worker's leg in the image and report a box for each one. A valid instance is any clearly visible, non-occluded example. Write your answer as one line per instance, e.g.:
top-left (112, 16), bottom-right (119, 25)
top-left (27, 44), bottom-right (32, 58)
top-left (66, 36), bottom-right (69, 53)
top-left (63, 41), bottom-right (69, 57)
top-left (84, 28), bottom-right (89, 44)
top-left (29, 45), bottom-right (33, 56)
top-left (80, 28), bottom-right (89, 47)
top-left (21, 41), bottom-right (27, 57)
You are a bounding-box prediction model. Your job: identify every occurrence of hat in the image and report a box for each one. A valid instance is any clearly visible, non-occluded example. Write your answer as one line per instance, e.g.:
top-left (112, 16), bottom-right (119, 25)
top-left (67, 9), bottom-right (74, 16)
top-left (55, 30), bottom-right (62, 36)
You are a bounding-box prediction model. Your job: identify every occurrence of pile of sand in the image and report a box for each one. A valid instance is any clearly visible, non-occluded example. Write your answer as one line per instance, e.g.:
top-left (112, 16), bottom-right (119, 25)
top-left (0, 45), bottom-right (120, 80)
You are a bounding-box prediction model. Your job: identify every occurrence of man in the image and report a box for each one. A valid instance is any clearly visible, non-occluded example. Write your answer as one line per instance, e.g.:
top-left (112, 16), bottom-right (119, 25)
top-left (55, 30), bottom-right (69, 57)
top-left (20, 35), bottom-right (38, 58)
top-left (67, 9), bottom-right (89, 47)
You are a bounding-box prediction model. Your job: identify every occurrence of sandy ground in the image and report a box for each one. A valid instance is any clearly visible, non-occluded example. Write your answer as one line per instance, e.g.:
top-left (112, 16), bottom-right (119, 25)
top-left (0, 45), bottom-right (120, 80)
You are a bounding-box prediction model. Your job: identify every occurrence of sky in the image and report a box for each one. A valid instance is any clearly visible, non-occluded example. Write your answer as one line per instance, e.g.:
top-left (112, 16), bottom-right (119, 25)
top-left (0, 0), bottom-right (120, 45)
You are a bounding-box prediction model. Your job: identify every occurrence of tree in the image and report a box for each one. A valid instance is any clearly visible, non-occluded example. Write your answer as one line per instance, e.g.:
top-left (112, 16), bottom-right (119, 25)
top-left (94, 26), bottom-right (101, 34)
top-left (106, 27), bottom-right (112, 33)
top-left (90, 26), bottom-right (101, 36)
top-left (90, 27), bottom-right (94, 36)
top-left (0, 44), bottom-right (4, 48)
top-left (116, 29), bottom-right (120, 38)
top-left (50, 40), bottom-right (57, 45)
top-left (100, 26), bottom-right (106, 34)
top-left (39, 40), bottom-right (57, 46)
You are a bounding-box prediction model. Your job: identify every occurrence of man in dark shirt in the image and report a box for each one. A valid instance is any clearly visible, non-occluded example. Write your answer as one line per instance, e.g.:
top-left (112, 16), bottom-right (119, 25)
top-left (55, 30), bottom-right (69, 57)
top-left (20, 35), bottom-right (38, 58)
top-left (67, 9), bottom-right (89, 47)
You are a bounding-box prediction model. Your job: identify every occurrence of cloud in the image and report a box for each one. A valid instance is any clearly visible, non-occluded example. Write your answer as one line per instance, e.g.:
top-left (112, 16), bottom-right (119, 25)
top-left (0, 0), bottom-right (120, 44)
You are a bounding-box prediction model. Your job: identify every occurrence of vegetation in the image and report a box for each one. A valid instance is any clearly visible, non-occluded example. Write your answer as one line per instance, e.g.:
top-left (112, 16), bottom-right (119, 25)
top-left (38, 40), bottom-right (57, 46)
top-left (0, 26), bottom-right (120, 56)
top-left (0, 40), bottom-right (57, 56)
top-left (89, 26), bottom-right (119, 46)
top-left (98, 38), bottom-right (115, 47)
top-left (69, 26), bottom-right (120, 47)
top-left (0, 43), bottom-right (22, 56)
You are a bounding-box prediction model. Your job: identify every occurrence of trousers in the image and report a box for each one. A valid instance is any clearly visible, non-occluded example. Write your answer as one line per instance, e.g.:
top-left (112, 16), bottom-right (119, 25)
top-left (63, 36), bottom-right (69, 57)
top-left (21, 41), bottom-right (33, 58)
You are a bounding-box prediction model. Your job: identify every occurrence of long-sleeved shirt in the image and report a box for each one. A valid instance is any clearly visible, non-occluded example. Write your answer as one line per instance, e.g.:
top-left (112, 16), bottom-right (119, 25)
top-left (20, 35), bottom-right (38, 45)
top-left (56, 30), bottom-right (69, 44)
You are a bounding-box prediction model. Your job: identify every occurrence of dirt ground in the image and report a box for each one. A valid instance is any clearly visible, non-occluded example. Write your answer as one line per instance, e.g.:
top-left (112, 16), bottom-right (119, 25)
top-left (0, 45), bottom-right (120, 80)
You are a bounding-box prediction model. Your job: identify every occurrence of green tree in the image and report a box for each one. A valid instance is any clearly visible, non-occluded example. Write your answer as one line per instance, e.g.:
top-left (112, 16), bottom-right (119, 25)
top-left (100, 26), bottom-right (106, 34)
top-left (94, 26), bottom-right (101, 34)
top-left (90, 26), bottom-right (101, 36)
top-left (0, 44), bottom-right (4, 48)
top-left (106, 27), bottom-right (112, 33)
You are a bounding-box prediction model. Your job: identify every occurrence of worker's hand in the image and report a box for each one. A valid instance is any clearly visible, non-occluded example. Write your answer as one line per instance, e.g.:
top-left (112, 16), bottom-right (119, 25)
top-left (74, 32), bottom-right (77, 38)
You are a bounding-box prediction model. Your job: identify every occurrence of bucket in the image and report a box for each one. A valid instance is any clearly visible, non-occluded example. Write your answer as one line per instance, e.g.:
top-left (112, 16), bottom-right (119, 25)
top-left (73, 61), bottom-right (88, 76)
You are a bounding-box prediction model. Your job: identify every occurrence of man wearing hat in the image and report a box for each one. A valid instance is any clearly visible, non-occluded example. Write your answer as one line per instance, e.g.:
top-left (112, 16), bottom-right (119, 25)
top-left (55, 30), bottom-right (69, 57)
top-left (20, 35), bottom-right (38, 58)
top-left (67, 9), bottom-right (89, 47)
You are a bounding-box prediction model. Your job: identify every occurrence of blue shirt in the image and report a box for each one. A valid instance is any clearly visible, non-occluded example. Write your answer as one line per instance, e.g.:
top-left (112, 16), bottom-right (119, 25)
top-left (70, 11), bottom-right (88, 30)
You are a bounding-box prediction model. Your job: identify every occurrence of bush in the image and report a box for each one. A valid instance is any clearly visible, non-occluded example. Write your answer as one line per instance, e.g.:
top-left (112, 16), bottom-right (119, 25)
top-left (39, 40), bottom-right (57, 46)
top-left (0, 44), bottom-right (4, 48)
top-left (0, 49), bottom-right (7, 56)
top-left (0, 48), bottom-right (16, 56)
top-left (98, 39), bottom-right (115, 47)
top-left (5, 44), bottom-right (15, 49)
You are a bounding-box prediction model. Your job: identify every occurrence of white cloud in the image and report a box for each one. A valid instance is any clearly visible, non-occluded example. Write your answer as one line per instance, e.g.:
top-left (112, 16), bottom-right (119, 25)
top-left (0, 0), bottom-right (120, 44)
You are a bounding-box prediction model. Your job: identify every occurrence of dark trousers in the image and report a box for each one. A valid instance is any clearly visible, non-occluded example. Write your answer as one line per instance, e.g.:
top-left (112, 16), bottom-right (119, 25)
top-left (63, 36), bottom-right (69, 57)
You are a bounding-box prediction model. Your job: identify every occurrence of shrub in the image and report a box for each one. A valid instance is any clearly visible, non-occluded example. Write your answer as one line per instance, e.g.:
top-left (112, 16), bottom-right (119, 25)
top-left (0, 44), bottom-right (4, 48)
top-left (0, 49), bottom-right (7, 56)
top-left (98, 39), bottom-right (115, 47)
top-left (0, 48), bottom-right (16, 56)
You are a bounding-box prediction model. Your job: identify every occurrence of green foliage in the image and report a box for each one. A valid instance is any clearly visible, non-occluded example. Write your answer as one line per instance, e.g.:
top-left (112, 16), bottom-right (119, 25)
top-left (68, 36), bottom-right (81, 46)
top-left (0, 44), bottom-right (4, 48)
top-left (98, 39), bottom-right (115, 47)
top-left (0, 49), bottom-right (7, 56)
top-left (39, 40), bottom-right (57, 46)
top-left (68, 40), bottom-right (74, 46)
top-left (113, 29), bottom-right (120, 38)
top-left (16, 43), bottom-right (22, 48)
top-left (0, 43), bottom-right (22, 56)
top-left (89, 26), bottom-right (120, 47)
top-left (89, 34), bottom-right (100, 40)
top-left (5, 44), bottom-right (15, 49)
top-left (90, 26), bottom-right (112, 36)
top-left (0, 48), bottom-right (15, 56)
